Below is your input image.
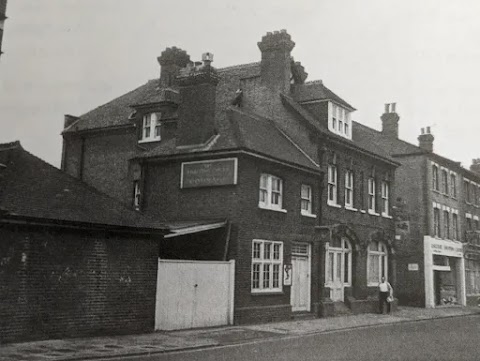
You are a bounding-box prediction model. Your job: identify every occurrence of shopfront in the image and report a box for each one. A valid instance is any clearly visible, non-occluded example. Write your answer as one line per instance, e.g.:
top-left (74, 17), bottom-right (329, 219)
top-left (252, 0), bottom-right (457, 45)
top-left (424, 237), bottom-right (466, 308)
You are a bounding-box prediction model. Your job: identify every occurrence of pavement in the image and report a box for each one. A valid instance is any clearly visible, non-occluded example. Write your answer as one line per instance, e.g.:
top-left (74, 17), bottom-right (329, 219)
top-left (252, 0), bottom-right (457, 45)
top-left (1, 306), bottom-right (479, 361)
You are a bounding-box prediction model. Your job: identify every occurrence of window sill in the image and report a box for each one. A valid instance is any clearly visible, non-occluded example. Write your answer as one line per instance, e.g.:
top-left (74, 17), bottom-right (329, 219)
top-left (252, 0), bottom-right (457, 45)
top-left (327, 202), bottom-right (342, 208)
top-left (345, 206), bottom-right (358, 212)
top-left (360, 210), bottom-right (366, 214)
top-left (251, 290), bottom-right (284, 296)
top-left (301, 211), bottom-right (317, 218)
top-left (368, 210), bottom-right (380, 216)
top-left (367, 282), bottom-right (380, 287)
top-left (138, 138), bottom-right (161, 144)
top-left (381, 213), bottom-right (393, 219)
top-left (258, 205), bottom-right (287, 213)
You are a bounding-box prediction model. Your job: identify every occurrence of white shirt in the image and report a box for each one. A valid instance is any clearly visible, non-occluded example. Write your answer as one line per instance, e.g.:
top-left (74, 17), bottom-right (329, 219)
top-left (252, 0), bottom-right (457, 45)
top-left (379, 282), bottom-right (391, 292)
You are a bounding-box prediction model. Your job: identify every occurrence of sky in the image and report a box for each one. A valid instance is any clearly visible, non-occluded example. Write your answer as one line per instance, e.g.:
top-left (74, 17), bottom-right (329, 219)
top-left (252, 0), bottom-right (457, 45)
top-left (1, 0), bottom-right (479, 168)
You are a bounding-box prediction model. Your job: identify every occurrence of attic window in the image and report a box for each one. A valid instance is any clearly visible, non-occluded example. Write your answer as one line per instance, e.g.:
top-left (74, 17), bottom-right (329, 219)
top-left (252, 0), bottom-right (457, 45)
top-left (328, 102), bottom-right (352, 140)
top-left (139, 113), bottom-right (161, 143)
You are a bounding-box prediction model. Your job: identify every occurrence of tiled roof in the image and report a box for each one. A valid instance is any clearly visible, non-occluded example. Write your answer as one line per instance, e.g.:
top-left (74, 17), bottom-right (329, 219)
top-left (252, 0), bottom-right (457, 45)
top-left (281, 94), bottom-right (398, 165)
top-left (136, 107), bottom-right (320, 172)
top-left (64, 62), bottom-right (261, 134)
top-left (292, 81), bottom-right (356, 110)
top-left (0, 142), bottom-right (168, 231)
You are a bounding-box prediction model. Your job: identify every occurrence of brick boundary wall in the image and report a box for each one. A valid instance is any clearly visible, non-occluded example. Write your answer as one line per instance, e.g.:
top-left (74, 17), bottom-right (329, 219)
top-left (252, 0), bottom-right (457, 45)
top-left (0, 226), bottom-right (158, 344)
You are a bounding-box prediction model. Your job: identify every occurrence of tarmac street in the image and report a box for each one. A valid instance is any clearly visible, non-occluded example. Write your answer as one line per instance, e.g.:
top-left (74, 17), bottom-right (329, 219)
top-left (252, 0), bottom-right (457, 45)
top-left (0, 307), bottom-right (478, 361)
top-left (125, 315), bottom-right (480, 361)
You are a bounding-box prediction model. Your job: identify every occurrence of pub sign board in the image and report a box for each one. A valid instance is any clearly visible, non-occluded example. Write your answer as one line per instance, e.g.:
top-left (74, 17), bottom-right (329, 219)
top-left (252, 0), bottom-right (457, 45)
top-left (181, 158), bottom-right (238, 189)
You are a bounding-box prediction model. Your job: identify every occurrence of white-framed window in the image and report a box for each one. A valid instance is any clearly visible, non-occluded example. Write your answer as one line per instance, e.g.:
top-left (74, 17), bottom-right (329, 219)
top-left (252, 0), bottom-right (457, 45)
top-left (133, 181), bottom-right (141, 210)
top-left (465, 179), bottom-right (471, 203)
top-left (259, 174), bottom-right (284, 211)
top-left (367, 241), bottom-right (388, 286)
top-left (466, 213), bottom-right (473, 230)
top-left (443, 210), bottom-right (450, 239)
top-left (325, 238), bottom-right (352, 286)
top-left (251, 240), bottom-right (283, 293)
top-left (301, 184), bottom-right (313, 215)
top-left (452, 212), bottom-right (459, 240)
top-left (381, 181), bottom-right (390, 217)
top-left (344, 170), bottom-right (354, 208)
top-left (328, 102), bottom-right (351, 139)
top-left (140, 113), bottom-right (161, 142)
top-left (442, 169), bottom-right (449, 194)
top-left (328, 165), bottom-right (338, 205)
top-left (368, 177), bottom-right (376, 213)
top-left (433, 204), bottom-right (441, 237)
top-left (432, 164), bottom-right (439, 191)
top-left (450, 172), bottom-right (457, 198)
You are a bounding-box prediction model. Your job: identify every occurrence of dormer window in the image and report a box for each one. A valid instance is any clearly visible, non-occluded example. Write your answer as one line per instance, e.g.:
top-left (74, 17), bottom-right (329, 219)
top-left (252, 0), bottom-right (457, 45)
top-left (328, 102), bottom-right (351, 139)
top-left (139, 113), bottom-right (161, 142)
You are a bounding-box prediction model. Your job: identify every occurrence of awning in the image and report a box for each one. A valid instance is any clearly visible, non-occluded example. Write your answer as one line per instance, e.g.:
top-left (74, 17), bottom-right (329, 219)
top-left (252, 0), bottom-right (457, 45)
top-left (164, 219), bottom-right (227, 238)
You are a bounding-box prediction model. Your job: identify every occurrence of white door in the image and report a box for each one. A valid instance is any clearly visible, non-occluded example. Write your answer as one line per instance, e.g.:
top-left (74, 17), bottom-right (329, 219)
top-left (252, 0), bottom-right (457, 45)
top-left (291, 244), bottom-right (311, 312)
top-left (330, 251), bottom-right (344, 301)
top-left (326, 239), bottom-right (352, 302)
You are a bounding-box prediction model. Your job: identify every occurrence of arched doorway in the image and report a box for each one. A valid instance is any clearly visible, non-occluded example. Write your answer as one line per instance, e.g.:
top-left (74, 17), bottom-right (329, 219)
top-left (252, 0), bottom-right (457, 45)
top-left (325, 237), bottom-right (352, 301)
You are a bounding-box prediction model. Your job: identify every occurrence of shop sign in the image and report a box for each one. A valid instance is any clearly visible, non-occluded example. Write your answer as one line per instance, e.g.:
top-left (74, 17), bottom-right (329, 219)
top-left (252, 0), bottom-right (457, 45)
top-left (283, 264), bottom-right (292, 286)
top-left (181, 158), bottom-right (238, 188)
top-left (429, 238), bottom-right (463, 258)
top-left (408, 263), bottom-right (419, 271)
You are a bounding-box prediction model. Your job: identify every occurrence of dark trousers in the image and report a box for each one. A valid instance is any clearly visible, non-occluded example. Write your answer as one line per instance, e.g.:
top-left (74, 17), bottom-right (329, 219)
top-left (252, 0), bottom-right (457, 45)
top-left (379, 291), bottom-right (391, 314)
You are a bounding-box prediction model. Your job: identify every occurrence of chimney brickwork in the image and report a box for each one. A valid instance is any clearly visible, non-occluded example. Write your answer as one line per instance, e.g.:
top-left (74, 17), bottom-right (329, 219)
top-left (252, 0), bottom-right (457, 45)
top-left (157, 47), bottom-right (190, 88)
top-left (470, 159), bottom-right (480, 175)
top-left (176, 56), bottom-right (219, 147)
top-left (418, 127), bottom-right (434, 152)
top-left (381, 103), bottom-right (400, 138)
top-left (257, 30), bottom-right (295, 93)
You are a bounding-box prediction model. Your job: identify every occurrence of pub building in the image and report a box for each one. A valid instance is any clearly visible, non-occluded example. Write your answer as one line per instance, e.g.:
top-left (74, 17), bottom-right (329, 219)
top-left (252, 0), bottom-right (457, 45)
top-left (61, 30), bottom-right (398, 325)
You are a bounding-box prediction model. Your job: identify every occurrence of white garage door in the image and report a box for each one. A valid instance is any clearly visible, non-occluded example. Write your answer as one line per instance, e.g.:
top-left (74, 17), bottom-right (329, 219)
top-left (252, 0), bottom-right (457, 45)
top-left (155, 259), bottom-right (235, 330)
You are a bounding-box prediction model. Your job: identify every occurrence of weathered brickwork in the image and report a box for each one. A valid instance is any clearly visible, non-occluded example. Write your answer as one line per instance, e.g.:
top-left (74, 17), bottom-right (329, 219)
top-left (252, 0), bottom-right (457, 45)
top-left (0, 225), bottom-right (158, 343)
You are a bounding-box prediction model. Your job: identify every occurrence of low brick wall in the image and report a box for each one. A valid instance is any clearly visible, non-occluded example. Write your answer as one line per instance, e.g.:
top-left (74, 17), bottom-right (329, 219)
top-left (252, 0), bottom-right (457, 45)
top-left (0, 226), bottom-right (159, 344)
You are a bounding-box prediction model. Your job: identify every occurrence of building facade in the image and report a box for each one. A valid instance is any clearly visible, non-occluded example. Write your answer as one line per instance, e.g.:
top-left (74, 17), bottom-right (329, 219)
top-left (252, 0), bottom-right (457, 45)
top-left (61, 30), bottom-right (398, 324)
top-left (361, 104), bottom-right (480, 307)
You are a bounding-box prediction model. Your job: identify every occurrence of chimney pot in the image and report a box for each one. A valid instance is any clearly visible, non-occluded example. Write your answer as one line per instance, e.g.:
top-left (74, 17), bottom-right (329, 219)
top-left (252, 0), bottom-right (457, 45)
top-left (426, 126), bottom-right (431, 134)
top-left (391, 103), bottom-right (396, 112)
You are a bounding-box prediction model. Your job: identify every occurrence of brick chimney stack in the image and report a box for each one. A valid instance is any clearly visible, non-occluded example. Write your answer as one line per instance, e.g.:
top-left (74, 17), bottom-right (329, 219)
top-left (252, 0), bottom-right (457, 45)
top-left (381, 103), bottom-right (400, 138)
top-left (257, 30), bottom-right (295, 93)
top-left (418, 127), bottom-right (434, 152)
top-left (470, 159), bottom-right (480, 175)
top-left (157, 47), bottom-right (190, 88)
top-left (176, 52), bottom-right (219, 147)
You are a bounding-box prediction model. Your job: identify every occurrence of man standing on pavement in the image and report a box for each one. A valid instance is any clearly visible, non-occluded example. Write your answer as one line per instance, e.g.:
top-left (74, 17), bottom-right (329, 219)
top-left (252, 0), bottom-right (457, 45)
top-left (378, 277), bottom-right (393, 314)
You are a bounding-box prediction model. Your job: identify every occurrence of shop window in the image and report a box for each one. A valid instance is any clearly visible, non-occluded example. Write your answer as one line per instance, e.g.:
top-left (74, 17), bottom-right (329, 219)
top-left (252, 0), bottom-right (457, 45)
top-left (325, 238), bottom-right (352, 286)
top-left (259, 174), bottom-right (284, 211)
top-left (367, 241), bottom-right (388, 286)
top-left (251, 240), bottom-right (283, 293)
top-left (466, 259), bottom-right (480, 295)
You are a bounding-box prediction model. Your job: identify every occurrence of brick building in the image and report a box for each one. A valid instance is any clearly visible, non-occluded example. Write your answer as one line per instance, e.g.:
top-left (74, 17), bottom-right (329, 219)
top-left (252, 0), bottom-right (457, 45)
top-left (0, 0), bottom-right (7, 58)
top-left (359, 104), bottom-right (480, 307)
top-left (0, 141), bottom-right (167, 343)
top-left (61, 30), bottom-right (398, 323)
